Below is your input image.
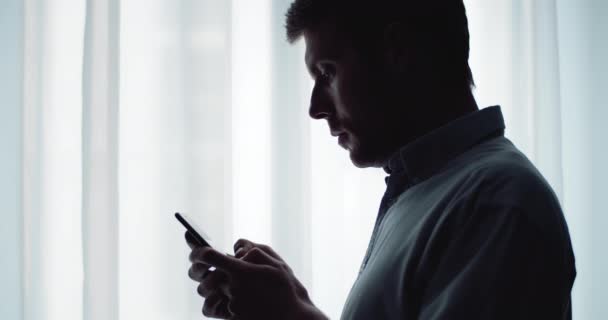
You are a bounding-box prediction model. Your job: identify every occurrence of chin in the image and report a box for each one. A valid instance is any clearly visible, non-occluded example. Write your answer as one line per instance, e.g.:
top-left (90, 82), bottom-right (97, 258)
top-left (346, 137), bottom-right (391, 169)
top-left (348, 148), bottom-right (382, 169)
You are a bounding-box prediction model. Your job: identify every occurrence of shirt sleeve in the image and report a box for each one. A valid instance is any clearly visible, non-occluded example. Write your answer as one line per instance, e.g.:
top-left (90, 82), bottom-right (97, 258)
top-left (416, 203), bottom-right (574, 320)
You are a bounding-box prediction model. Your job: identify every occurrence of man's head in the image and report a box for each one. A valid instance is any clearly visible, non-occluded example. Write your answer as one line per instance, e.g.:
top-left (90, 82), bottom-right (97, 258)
top-left (285, 0), bottom-right (475, 168)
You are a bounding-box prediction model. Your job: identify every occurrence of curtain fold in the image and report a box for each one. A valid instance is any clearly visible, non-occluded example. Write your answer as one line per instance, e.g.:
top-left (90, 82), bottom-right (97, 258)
top-left (269, 0), bottom-right (314, 297)
top-left (21, 0), bottom-right (85, 320)
top-left (555, 1), bottom-right (608, 319)
top-left (81, 0), bottom-right (120, 319)
top-left (527, 0), bottom-right (563, 200)
top-left (465, 0), bottom-right (564, 198)
top-left (0, 0), bottom-right (24, 319)
top-left (22, 1), bottom-right (45, 318)
top-left (21, 0), bottom-right (44, 317)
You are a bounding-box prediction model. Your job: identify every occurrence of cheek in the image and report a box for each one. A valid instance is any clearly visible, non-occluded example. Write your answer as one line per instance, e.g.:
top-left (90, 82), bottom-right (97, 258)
top-left (334, 77), bottom-right (366, 117)
top-left (325, 80), bottom-right (353, 126)
top-left (333, 63), bottom-right (386, 133)
top-left (338, 81), bottom-right (383, 129)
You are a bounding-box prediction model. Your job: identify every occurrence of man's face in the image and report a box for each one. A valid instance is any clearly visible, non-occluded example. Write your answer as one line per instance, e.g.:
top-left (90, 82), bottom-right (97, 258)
top-left (304, 22), bottom-right (407, 168)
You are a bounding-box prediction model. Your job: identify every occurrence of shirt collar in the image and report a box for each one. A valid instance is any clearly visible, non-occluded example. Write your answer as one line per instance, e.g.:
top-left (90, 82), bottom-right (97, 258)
top-left (383, 105), bottom-right (506, 185)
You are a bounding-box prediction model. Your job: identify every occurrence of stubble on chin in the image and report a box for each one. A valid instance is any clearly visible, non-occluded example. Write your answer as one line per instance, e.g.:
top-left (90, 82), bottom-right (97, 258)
top-left (347, 143), bottom-right (382, 169)
top-left (349, 138), bottom-right (395, 169)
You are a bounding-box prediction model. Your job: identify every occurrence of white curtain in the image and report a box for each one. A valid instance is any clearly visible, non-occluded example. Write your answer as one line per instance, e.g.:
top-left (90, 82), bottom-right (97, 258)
top-left (1, 0), bottom-right (606, 320)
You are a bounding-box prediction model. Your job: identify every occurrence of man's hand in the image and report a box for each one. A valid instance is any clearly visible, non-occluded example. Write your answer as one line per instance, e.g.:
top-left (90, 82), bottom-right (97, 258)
top-left (186, 232), bottom-right (232, 318)
top-left (186, 233), bottom-right (327, 320)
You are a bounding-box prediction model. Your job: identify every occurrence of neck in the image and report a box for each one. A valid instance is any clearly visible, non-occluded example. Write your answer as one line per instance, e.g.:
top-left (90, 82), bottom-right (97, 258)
top-left (380, 87), bottom-right (479, 168)
top-left (430, 87), bottom-right (478, 128)
top-left (410, 84), bottom-right (478, 137)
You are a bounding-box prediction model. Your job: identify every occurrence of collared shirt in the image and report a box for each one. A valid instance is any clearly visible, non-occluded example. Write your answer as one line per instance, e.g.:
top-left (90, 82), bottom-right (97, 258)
top-left (340, 106), bottom-right (576, 320)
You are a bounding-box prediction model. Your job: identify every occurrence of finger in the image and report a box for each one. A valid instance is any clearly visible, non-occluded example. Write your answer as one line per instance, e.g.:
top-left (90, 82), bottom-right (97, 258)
top-left (234, 247), bottom-right (249, 259)
top-left (254, 243), bottom-right (283, 261)
top-left (233, 239), bottom-right (255, 257)
top-left (196, 271), bottom-right (230, 298)
top-left (216, 298), bottom-right (232, 319)
top-left (214, 298), bottom-right (231, 319)
top-left (202, 293), bottom-right (231, 319)
top-left (234, 238), bottom-right (283, 261)
top-left (227, 296), bottom-right (246, 318)
top-left (188, 262), bottom-right (213, 282)
top-left (190, 247), bottom-right (254, 275)
top-left (240, 247), bottom-right (280, 267)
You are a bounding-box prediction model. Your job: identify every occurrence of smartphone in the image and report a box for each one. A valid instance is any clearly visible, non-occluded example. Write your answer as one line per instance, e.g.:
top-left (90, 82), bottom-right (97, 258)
top-left (175, 212), bottom-right (212, 248)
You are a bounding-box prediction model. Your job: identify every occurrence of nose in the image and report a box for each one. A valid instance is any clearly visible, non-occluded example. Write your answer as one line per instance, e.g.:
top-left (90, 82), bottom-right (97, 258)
top-left (309, 81), bottom-right (333, 120)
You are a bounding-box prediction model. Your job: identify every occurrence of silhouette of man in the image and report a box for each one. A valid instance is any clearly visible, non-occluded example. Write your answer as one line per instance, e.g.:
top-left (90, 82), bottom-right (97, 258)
top-left (186, 1), bottom-right (576, 319)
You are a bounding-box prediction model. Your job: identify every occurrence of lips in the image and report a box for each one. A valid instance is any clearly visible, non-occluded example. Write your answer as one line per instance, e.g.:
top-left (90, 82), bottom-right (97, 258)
top-left (329, 124), bottom-right (349, 149)
top-left (338, 133), bottom-right (348, 149)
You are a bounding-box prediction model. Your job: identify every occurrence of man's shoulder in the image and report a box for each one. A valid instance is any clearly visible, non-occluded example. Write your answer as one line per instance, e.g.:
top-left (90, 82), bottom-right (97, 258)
top-left (455, 137), bottom-right (568, 239)
top-left (424, 136), bottom-right (556, 209)
top-left (466, 137), bottom-right (556, 204)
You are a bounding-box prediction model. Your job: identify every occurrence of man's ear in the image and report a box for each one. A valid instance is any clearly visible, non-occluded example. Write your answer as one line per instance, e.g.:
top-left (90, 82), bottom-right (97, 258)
top-left (382, 22), bottom-right (410, 73)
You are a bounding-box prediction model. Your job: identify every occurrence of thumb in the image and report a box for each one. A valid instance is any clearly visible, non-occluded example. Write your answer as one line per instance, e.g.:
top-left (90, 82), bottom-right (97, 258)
top-left (240, 247), bottom-right (280, 267)
top-left (233, 239), bottom-right (283, 262)
top-left (190, 247), bottom-right (253, 275)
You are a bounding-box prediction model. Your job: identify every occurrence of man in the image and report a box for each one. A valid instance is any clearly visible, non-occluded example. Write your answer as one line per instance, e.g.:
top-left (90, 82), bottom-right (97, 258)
top-left (186, 0), bottom-right (576, 319)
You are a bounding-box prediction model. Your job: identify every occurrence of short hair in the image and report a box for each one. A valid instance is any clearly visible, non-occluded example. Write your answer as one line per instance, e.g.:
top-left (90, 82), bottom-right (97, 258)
top-left (285, 0), bottom-right (475, 88)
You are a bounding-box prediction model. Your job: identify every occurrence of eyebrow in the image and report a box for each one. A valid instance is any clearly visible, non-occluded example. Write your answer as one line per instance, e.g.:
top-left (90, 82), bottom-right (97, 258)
top-left (305, 53), bottom-right (337, 79)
